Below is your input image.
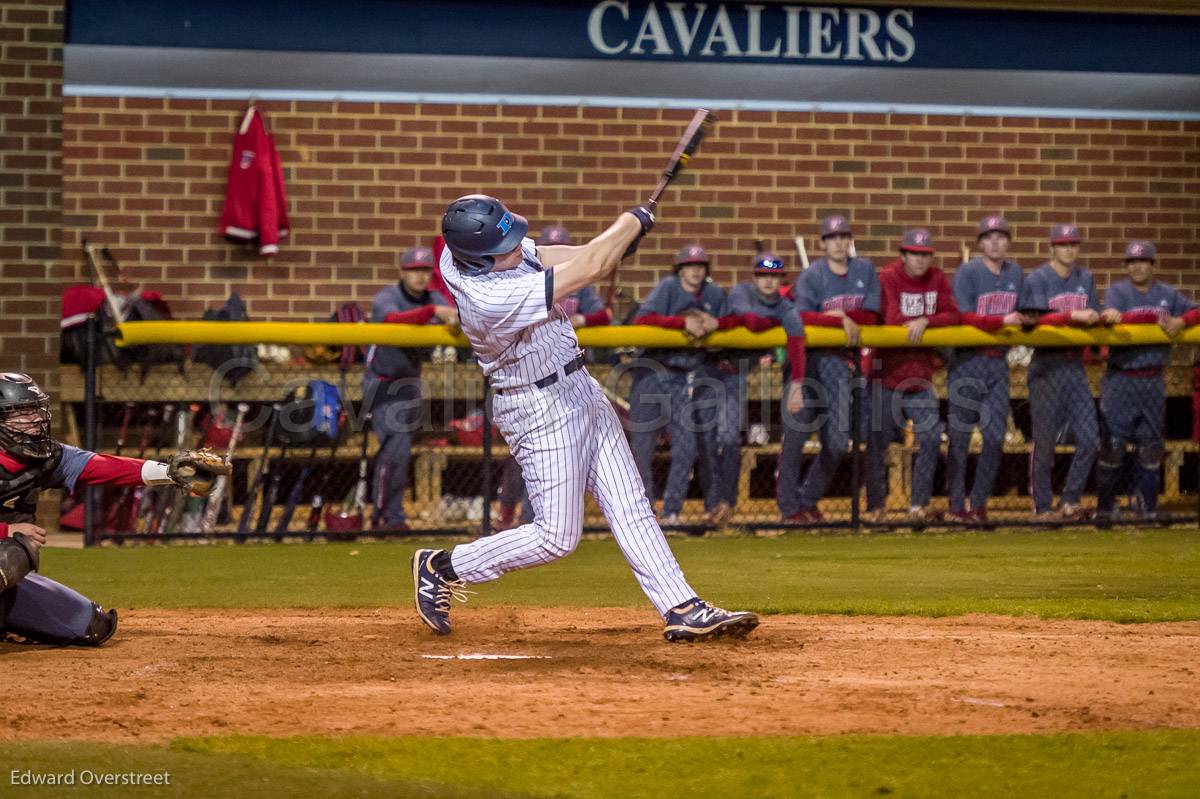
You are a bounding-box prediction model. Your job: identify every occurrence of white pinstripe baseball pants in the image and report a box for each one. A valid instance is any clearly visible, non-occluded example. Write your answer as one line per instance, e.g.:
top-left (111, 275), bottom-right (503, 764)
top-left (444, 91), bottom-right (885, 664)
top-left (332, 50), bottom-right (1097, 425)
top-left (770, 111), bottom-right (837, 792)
top-left (450, 368), bottom-right (697, 616)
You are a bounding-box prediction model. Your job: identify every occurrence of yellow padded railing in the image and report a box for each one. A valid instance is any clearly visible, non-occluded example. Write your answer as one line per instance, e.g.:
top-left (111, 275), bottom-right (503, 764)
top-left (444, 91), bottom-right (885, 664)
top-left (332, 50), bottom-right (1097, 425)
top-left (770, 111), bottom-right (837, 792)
top-left (116, 320), bottom-right (1200, 349)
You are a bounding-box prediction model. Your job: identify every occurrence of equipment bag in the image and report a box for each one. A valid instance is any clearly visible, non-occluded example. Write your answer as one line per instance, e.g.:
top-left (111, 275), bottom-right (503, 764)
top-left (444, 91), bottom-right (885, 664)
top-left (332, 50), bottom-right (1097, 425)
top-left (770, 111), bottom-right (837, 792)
top-left (193, 293), bottom-right (257, 386)
top-left (276, 380), bottom-right (341, 447)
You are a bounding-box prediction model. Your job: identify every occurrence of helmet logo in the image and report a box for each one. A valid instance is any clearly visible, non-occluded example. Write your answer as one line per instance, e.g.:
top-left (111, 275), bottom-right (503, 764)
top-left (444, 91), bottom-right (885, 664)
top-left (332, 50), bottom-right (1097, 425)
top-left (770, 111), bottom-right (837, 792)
top-left (497, 212), bottom-right (513, 235)
top-left (1132, 244), bottom-right (1143, 255)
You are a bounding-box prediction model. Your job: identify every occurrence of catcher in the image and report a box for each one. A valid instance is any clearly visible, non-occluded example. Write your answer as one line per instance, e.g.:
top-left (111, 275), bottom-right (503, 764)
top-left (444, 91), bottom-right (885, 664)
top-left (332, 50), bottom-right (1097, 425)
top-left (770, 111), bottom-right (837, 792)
top-left (0, 372), bottom-right (229, 646)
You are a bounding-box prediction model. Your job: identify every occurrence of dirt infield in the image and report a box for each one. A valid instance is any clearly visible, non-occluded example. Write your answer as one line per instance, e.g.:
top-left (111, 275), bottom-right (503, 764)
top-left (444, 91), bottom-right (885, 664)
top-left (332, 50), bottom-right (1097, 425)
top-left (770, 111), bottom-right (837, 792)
top-left (4, 608), bottom-right (1198, 742)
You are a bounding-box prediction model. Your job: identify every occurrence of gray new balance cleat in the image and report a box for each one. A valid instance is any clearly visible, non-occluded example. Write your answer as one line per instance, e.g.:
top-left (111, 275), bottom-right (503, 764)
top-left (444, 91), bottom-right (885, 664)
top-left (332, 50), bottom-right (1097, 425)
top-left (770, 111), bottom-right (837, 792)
top-left (412, 548), bottom-right (471, 635)
top-left (663, 599), bottom-right (759, 643)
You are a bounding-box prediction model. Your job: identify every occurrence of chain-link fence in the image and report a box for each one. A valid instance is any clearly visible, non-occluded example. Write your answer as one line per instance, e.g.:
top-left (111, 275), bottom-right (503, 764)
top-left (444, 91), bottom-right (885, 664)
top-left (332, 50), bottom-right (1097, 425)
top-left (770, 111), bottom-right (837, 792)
top-left (61, 318), bottom-right (1200, 544)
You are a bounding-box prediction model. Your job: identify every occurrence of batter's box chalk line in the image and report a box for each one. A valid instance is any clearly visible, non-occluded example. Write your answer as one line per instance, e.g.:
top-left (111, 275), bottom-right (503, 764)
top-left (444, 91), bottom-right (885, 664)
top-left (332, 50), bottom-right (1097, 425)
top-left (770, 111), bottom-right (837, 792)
top-left (956, 696), bottom-right (1008, 708)
top-left (421, 654), bottom-right (553, 660)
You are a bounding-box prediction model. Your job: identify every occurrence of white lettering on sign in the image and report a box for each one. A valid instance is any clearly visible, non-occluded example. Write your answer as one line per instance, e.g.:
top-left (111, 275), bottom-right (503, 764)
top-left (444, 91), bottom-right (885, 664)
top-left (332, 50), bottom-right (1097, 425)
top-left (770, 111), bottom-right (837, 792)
top-left (589, 3), bottom-right (916, 63)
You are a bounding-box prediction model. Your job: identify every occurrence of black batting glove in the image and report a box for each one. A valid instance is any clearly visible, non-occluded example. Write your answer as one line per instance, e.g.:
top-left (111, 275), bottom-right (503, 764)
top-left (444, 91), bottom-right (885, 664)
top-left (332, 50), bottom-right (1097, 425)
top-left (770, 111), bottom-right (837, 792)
top-left (623, 206), bottom-right (655, 259)
top-left (626, 205), bottom-right (655, 234)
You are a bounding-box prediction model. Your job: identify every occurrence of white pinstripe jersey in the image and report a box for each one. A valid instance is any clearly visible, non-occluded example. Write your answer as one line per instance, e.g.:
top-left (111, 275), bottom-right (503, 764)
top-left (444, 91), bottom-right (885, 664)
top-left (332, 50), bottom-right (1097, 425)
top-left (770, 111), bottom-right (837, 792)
top-left (438, 238), bottom-right (582, 390)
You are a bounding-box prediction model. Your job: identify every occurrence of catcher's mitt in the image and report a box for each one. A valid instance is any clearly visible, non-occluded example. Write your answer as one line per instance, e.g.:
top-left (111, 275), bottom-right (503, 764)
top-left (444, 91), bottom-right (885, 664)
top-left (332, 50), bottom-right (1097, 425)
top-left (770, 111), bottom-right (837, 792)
top-left (168, 449), bottom-right (232, 497)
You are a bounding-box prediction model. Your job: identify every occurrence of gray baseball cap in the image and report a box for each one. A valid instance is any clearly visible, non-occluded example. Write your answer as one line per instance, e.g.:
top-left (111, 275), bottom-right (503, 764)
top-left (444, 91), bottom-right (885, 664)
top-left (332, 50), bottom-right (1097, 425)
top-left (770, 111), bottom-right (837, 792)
top-left (820, 215), bottom-right (852, 238)
top-left (1124, 240), bottom-right (1157, 261)
top-left (977, 215), bottom-right (1011, 239)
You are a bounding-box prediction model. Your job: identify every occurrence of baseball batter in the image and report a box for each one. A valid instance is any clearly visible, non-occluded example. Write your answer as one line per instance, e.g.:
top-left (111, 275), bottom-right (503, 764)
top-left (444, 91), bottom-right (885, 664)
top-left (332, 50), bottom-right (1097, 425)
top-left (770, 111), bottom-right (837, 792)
top-left (1096, 240), bottom-right (1200, 519)
top-left (1019, 224), bottom-right (1105, 520)
top-left (496, 225), bottom-right (611, 532)
top-left (777, 215), bottom-right (880, 523)
top-left (412, 195), bottom-right (758, 642)
top-left (945, 216), bottom-right (1030, 523)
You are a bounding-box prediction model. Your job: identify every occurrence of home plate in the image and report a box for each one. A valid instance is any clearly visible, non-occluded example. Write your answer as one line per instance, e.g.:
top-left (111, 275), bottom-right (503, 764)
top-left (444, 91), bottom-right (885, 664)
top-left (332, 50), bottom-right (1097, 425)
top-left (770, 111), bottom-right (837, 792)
top-left (422, 654), bottom-right (553, 660)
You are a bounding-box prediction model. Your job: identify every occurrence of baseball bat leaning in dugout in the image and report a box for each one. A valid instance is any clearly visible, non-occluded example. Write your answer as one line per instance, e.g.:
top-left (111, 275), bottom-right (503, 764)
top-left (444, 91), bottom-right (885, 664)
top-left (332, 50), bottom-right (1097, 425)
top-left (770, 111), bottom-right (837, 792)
top-left (794, 236), bottom-right (810, 270)
top-left (81, 240), bottom-right (124, 325)
top-left (605, 109), bottom-right (716, 305)
top-left (201, 402), bottom-right (249, 534)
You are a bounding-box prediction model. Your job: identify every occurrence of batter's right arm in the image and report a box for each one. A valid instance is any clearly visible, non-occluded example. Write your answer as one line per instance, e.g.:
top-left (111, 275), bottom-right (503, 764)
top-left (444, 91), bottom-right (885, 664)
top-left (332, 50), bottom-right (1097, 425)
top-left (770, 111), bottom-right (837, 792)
top-left (537, 244), bottom-right (584, 267)
top-left (552, 210), bottom-right (650, 302)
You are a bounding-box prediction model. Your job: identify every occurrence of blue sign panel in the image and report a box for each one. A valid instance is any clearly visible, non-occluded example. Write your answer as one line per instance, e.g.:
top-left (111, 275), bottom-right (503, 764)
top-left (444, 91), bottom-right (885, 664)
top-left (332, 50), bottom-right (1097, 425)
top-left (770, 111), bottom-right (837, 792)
top-left (66, 0), bottom-right (1200, 75)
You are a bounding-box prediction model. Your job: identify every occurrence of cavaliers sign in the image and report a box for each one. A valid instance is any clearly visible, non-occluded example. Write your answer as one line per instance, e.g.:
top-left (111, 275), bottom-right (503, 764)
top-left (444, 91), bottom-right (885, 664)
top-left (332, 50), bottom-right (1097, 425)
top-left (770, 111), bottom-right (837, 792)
top-left (587, 2), bottom-right (916, 63)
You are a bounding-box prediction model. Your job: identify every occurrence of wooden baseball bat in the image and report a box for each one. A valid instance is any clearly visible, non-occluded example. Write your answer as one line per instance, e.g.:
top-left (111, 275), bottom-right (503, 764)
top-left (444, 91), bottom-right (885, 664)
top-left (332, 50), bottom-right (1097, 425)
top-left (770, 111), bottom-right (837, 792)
top-left (201, 402), bottom-right (249, 534)
top-left (239, 404), bottom-right (281, 540)
top-left (82, 240), bottom-right (124, 324)
top-left (794, 236), bottom-right (811, 271)
top-left (646, 109), bottom-right (716, 211)
top-left (606, 109), bottom-right (716, 305)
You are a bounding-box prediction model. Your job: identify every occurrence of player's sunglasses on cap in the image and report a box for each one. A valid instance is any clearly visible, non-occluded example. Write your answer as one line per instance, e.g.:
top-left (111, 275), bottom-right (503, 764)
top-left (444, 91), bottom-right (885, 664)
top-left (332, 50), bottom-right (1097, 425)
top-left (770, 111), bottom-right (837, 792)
top-left (754, 253), bottom-right (785, 273)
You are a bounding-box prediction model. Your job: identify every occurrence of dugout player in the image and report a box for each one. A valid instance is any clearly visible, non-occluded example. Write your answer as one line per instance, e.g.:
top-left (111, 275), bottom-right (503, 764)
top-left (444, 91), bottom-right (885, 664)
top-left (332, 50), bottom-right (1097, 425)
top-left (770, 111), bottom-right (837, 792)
top-left (1019, 224), bottom-right (1105, 520)
top-left (630, 244), bottom-right (738, 525)
top-left (865, 229), bottom-right (959, 523)
top-left (713, 251), bottom-right (805, 523)
top-left (777, 215), bottom-right (879, 524)
top-left (495, 225), bottom-right (612, 531)
top-left (413, 195), bottom-right (757, 642)
top-left (365, 245), bottom-right (458, 532)
top-left (946, 216), bottom-right (1032, 523)
top-left (1096, 241), bottom-right (1200, 519)
top-left (1, 373), bottom-right (224, 645)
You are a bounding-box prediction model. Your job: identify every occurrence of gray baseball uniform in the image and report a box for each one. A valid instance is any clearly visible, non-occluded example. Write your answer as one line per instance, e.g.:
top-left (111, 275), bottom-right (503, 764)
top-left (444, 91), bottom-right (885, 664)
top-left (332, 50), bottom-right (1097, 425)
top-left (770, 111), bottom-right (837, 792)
top-left (1019, 263), bottom-right (1102, 513)
top-left (630, 276), bottom-right (728, 518)
top-left (777, 257), bottom-right (880, 517)
top-left (946, 257), bottom-right (1023, 514)
top-left (1096, 279), bottom-right (1197, 515)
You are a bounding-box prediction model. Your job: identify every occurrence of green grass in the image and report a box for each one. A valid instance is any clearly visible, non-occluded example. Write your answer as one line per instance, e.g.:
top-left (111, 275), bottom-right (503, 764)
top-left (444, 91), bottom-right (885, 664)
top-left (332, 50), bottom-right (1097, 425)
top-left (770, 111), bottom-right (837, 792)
top-left (6, 731), bottom-right (1199, 798)
top-left (39, 528), bottom-right (1200, 622)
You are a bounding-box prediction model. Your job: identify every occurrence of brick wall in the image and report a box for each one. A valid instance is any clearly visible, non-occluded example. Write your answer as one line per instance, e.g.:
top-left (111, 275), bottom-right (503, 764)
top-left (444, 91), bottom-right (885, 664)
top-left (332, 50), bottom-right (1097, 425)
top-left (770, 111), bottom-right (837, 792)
top-left (1, 0), bottom-right (63, 389)
top-left (58, 99), bottom-right (1200, 327)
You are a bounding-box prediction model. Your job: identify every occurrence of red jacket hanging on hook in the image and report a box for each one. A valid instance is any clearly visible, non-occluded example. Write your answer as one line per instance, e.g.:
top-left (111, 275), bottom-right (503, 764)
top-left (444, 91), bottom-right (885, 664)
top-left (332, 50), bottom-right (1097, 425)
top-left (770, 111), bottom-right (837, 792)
top-left (219, 106), bottom-right (290, 255)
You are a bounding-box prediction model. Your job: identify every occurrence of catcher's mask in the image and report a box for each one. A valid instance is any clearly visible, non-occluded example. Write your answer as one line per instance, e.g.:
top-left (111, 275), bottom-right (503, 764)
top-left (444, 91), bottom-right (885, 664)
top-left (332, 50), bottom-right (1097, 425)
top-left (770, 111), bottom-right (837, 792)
top-left (0, 372), bottom-right (53, 460)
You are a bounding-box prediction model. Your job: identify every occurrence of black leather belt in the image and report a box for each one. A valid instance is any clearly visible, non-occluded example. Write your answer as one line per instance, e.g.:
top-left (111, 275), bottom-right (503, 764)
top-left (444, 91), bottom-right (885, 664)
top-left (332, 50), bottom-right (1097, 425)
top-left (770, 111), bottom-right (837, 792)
top-left (494, 354), bottom-right (586, 395)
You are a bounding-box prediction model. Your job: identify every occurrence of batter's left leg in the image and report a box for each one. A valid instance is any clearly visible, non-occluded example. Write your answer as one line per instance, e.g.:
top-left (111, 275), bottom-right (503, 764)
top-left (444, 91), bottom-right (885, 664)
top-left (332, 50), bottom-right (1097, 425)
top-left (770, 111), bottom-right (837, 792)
top-left (584, 379), bottom-right (696, 615)
top-left (450, 380), bottom-right (592, 582)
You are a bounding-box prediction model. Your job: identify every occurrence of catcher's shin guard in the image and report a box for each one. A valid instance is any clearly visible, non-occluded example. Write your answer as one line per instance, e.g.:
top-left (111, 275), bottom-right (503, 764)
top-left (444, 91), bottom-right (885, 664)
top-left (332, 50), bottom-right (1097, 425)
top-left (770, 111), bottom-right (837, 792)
top-left (0, 573), bottom-right (117, 646)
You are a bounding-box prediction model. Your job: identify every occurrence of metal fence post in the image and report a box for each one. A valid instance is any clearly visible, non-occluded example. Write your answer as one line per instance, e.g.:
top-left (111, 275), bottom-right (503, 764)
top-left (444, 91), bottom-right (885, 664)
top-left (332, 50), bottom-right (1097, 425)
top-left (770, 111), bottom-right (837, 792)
top-left (849, 355), bottom-right (862, 533)
top-left (482, 383), bottom-right (493, 534)
top-left (82, 313), bottom-right (99, 547)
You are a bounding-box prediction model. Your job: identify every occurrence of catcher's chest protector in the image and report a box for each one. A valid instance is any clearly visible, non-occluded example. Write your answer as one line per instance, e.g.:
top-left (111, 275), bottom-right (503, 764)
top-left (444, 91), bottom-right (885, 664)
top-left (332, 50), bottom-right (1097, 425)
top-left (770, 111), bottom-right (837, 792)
top-left (0, 443), bottom-right (62, 524)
